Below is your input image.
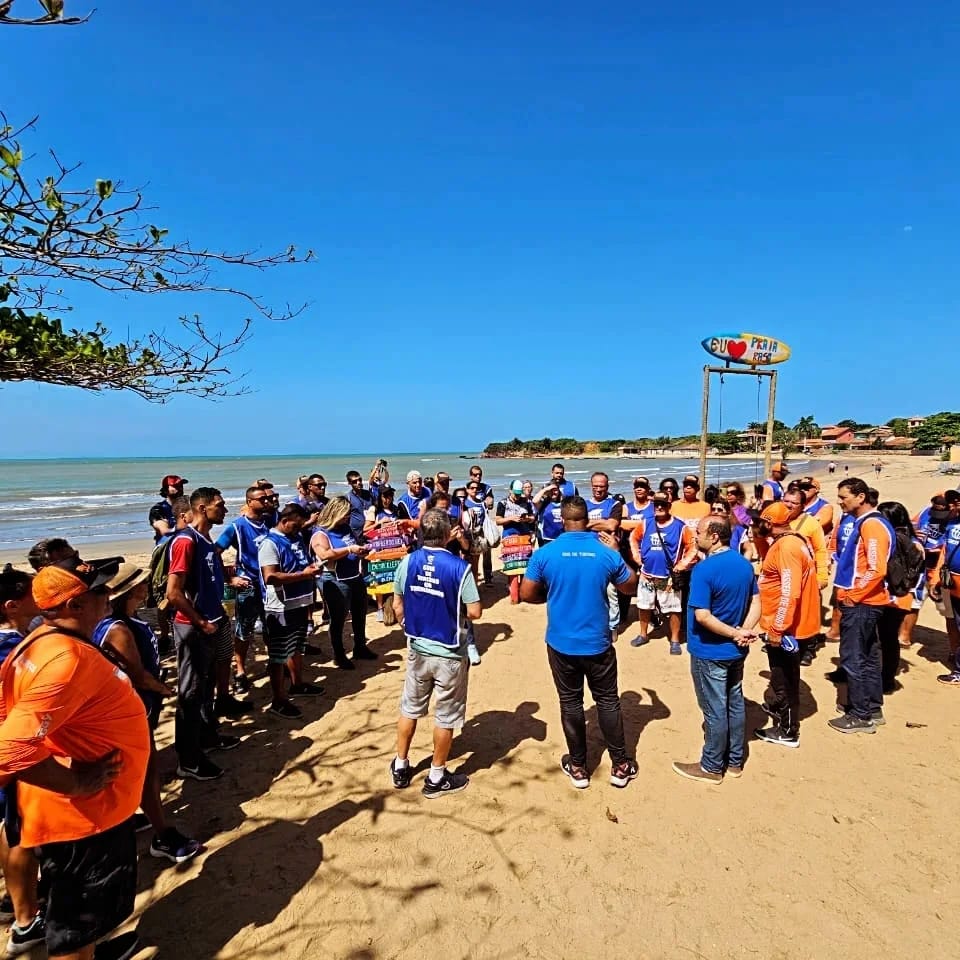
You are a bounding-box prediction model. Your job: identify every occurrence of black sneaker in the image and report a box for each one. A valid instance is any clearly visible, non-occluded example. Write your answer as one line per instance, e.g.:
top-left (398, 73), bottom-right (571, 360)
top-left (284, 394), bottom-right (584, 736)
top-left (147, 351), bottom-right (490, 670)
top-left (760, 702), bottom-right (784, 722)
top-left (800, 648), bottom-right (814, 667)
top-left (6, 913), bottom-right (45, 956)
top-left (827, 713), bottom-right (877, 735)
top-left (268, 700), bottom-right (303, 720)
top-left (177, 757), bottom-right (224, 781)
top-left (610, 758), bottom-right (639, 788)
top-left (334, 656), bottom-right (356, 671)
top-left (390, 758), bottom-right (413, 789)
top-left (288, 682), bottom-right (324, 697)
top-left (560, 754), bottom-right (590, 789)
top-left (825, 668), bottom-right (848, 684)
top-left (0, 894), bottom-right (13, 923)
top-left (754, 726), bottom-right (800, 748)
top-left (422, 769), bottom-right (469, 798)
top-left (232, 673), bottom-right (252, 694)
top-left (204, 734), bottom-right (241, 752)
top-left (871, 710), bottom-right (886, 726)
top-left (352, 646), bottom-right (378, 661)
top-left (149, 828), bottom-right (203, 864)
top-left (214, 694), bottom-right (252, 718)
top-left (93, 932), bottom-right (140, 960)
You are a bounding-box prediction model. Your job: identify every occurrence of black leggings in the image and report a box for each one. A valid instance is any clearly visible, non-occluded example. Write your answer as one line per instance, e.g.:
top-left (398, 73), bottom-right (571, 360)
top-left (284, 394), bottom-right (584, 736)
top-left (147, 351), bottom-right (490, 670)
top-left (321, 577), bottom-right (369, 659)
top-left (878, 606), bottom-right (906, 693)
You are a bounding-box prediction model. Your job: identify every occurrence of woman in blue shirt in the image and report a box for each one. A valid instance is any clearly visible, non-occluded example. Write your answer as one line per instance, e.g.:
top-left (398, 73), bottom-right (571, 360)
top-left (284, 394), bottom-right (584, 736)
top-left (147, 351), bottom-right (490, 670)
top-left (311, 497), bottom-right (377, 669)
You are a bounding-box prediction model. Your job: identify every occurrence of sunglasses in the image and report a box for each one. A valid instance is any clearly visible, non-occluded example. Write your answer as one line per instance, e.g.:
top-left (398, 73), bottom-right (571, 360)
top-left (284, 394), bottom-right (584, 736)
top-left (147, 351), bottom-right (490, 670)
top-left (711, 507), bottom-right (727, 514)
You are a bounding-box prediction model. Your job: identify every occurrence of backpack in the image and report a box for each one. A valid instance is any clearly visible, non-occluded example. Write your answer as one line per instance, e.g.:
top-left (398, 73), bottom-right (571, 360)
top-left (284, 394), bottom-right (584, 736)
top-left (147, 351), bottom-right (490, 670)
top-left (148, 536), bottom-right (172, 610)
top-left (886, 530), bottom-right (925, 598)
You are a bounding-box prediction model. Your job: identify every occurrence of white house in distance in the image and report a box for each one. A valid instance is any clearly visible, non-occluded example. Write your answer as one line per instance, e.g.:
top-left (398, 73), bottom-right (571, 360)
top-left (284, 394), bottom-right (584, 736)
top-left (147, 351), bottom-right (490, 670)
top-left (908, 416), bottom-right (927, 430)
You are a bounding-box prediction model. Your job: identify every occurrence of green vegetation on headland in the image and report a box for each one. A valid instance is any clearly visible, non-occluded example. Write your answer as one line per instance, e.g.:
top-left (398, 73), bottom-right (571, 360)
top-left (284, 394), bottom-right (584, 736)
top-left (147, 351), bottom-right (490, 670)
top-left (483, 412), bottom-right (960, 458)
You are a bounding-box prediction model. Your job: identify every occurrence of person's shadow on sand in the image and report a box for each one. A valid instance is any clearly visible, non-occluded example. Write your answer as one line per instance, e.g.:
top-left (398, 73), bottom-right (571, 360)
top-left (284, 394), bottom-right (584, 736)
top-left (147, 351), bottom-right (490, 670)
top-left (445, 700), bottom-right (547, 776)
top-left (582, 687), bottom-right (670, 769)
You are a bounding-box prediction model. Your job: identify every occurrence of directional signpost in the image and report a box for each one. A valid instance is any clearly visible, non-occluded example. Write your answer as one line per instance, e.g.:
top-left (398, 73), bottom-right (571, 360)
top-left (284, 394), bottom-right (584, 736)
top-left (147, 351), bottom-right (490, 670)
top-left (698, 332), bottom-right (791, 487)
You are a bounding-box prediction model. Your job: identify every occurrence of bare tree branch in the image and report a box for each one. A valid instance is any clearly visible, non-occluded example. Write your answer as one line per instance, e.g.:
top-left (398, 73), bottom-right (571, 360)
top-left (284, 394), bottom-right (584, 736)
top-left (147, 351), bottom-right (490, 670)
top-left (0, 0), bottom-right (94, 25)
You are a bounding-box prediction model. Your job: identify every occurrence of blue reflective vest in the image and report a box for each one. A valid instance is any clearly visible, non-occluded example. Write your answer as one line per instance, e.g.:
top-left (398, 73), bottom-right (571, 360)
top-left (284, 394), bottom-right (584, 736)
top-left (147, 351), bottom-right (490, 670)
top-left (403, 547), bottom-right (471, 650)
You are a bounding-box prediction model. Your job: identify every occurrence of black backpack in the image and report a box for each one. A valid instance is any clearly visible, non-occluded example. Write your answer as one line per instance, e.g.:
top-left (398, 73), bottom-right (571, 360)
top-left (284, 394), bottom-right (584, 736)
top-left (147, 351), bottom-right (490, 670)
top-left (886, 529), bottom-right (925, 598)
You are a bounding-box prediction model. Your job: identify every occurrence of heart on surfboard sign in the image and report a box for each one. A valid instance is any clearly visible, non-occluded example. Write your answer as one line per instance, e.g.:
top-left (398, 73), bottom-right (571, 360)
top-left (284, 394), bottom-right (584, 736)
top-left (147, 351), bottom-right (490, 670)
top-left (701, 333), bottom-right (790, 366)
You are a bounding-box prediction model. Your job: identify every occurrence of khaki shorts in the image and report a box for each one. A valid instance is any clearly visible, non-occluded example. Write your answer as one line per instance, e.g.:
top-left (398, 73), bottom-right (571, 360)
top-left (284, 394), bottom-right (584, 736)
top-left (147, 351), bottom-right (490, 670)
top-left (400, 647), bottom-right (469, 729)
top-left (637, 576), bottom-right (681, 614)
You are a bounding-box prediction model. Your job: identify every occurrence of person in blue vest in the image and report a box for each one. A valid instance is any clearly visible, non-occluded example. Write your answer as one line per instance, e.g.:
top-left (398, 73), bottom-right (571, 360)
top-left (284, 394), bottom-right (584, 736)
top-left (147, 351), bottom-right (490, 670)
top-left (585, 472), bottom-right (624, 636)
top-left (520, 496), bottom-right (639, 790)
top-left (618, 478), bottom-right (656, 629)
top-left (761, 462), bottom-right (790, 504)
top-left (532, 481), bottom-right (565, 546)
top-left (166, 487), bottom-right (241, 782)
top-left (467, 465), bottom-right (495, 583)
top-left (399, 471), bottom-right (431, 523)
top-left (215, 485), bottom-right (273, 695)
top-left (258, 504), bottom-right (324, 720)
top-left (311, 497), bottom-right (377, 669)
top-left (148, 474), bottom-right (187, 543)
top-left (390, 509), bottom-right (482, 798)
top-left (344, 470), bottom-right (375, 541)
top-left (547, 463), bottom-right (578, 498)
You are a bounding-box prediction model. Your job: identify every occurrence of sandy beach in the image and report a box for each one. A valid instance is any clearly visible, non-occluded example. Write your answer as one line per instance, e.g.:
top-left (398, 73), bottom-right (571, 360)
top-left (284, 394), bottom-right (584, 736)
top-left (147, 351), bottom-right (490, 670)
top-left (6, 456), bottom-right (960, 959)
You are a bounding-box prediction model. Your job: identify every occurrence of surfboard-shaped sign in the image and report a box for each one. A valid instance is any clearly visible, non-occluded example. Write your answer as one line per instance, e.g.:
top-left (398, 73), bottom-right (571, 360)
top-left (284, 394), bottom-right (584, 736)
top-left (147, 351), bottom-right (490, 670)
top-left (701, 333), bottom-right (791, 366)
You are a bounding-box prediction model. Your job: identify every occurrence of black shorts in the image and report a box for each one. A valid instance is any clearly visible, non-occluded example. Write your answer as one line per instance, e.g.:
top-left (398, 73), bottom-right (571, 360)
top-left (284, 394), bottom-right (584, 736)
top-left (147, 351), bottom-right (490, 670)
top-left (0, 781), bottom-right (21, 848)
top-left (36, 817), bottom-right (137, 956)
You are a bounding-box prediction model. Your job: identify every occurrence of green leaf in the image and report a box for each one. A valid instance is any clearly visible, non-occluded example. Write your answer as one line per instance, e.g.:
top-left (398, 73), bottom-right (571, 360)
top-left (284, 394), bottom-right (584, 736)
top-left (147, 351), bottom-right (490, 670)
top-left (96, 179), bottom-right (114, 200)
top-left (0, 145), bottom-right (17, 168)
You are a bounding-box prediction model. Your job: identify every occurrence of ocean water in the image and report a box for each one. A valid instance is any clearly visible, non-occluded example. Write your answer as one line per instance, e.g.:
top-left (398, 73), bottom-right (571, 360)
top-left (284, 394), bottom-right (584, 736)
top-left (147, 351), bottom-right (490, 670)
top-left (0, 452), bottom-right (813, 553)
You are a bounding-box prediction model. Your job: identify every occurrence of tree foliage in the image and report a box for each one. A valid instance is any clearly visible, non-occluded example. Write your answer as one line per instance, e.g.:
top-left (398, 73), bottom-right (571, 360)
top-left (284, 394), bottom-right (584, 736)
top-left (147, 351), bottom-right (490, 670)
top-left (793, 415), bottom-right (819, 439)
top-left (885, 417), bottom-right (911, 437)
top-left (0, 0), bottom-right (91, 26)
top-left (0, 109), bottom-right (312, 400)
top-left (913, 412), bottom-right (960, 450)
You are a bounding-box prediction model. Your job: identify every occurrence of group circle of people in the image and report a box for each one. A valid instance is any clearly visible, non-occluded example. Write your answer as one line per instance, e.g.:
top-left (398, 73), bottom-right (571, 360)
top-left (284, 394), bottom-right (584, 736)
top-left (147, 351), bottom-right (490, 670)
top-left (0, 458), bottom-right (958, 956)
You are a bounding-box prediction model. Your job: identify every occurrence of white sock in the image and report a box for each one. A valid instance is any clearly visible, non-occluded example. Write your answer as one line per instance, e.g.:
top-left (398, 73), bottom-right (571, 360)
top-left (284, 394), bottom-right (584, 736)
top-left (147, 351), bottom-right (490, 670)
top-left (394, 755), bottom-right (409, 769)
top-left (428, 764), bottom-right (446, 783)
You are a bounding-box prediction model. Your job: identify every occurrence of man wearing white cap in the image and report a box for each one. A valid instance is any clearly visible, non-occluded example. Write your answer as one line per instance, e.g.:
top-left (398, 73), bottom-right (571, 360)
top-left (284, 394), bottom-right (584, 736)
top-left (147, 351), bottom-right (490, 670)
top-left (398, 471), bottom-right (431, 523)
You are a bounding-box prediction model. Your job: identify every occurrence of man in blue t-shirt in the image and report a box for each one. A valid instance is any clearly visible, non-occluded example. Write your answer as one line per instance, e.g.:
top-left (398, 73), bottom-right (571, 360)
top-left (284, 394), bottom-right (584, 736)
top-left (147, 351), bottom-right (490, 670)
top-left (521, 496), bottom-right (639, 791)
top-left (673, 516), bottom-right (760, 785)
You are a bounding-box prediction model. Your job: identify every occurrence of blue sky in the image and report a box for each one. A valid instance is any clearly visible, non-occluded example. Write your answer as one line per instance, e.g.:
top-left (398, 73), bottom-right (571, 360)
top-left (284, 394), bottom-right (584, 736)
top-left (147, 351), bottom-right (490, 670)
top-left (3, 1), bottom-right (958, 457)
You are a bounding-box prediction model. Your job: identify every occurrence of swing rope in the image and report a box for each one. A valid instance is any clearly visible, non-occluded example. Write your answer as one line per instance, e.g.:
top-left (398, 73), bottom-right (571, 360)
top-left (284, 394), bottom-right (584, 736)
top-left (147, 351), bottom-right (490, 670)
top-left (754, 374), bottom-right (763, 485)
top-left (715, 372), bottom-right (724, 485)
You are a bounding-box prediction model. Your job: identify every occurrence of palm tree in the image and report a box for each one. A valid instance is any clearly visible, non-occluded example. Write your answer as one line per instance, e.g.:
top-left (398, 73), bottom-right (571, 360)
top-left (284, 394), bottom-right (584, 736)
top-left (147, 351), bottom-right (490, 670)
top-left (793, 415), bottom-right (819, 440)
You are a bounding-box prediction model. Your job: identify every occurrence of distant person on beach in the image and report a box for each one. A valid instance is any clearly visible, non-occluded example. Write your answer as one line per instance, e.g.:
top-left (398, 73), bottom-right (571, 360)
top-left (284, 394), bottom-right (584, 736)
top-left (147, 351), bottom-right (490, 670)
top-left (391, 509), bottom-right (482, 798)
top-left (166, 487), bottom-right (242, 782)
top-left (829, 478), bottom-right (894, 735)
top-left (629, 493), bottom-right (697, 653)
top-left (761, 462), bottom-right (790, 504)
top-left (0, 556), bottom-right (150, 960)
top-left (216, 486), bottom-right (273, 695)
top-left (148, 474), bottom-right (187, 543)
top-left (521, 497), bottom-right (639, 790)
top-left (673, 516), bottom-right (759, 784)
top-left (874, 460), bottom-right (883, 478)
top-left (844, 464), bottom-right (849, 478)
top-left (753, 503), bottom-right (821, 749)
top-left (549, 463), bottom-right (578, 498)
top-left (828, 461), bottom-right (837, 475)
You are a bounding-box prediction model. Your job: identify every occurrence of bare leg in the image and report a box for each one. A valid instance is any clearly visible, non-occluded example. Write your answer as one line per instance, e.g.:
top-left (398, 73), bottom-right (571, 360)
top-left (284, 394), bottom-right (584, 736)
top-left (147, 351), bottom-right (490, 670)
top-left (637, 608), bottom-right (651, 639)
top-left (233, 636), bottom-right (250, 680)
top-left (396, 716), bottom-right (417, 760)
top-left (669, 612), bottom-right (681, 644)
top-left (0, 830), bottom-right (38, 927)
top-left (432, 726), bottom-right (454, 767)
top-left (826, 601), bottom-right (841, 641)
top-left (140, 743), bottom-right (166, 835)
top-left (899, 610), bottom-right (918, 648)
top-left (287, 651), bottom-right (304, 687)
top-left (268, 662), bottom-right (290, 706)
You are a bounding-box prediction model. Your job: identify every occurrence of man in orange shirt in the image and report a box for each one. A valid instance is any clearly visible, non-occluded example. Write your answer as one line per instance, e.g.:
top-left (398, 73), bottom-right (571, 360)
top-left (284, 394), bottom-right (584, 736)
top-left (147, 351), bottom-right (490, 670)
top-left (828, 478), bottom-right (894, 734)
top-left (753, 503), bottom-right (822, 748)
top-left (0, 557), bottom-right (150, 960)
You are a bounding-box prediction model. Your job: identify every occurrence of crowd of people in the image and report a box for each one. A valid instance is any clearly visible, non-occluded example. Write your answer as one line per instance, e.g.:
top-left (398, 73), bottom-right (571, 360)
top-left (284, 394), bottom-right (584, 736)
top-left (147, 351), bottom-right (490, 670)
top-left (0, 458), bottom-right (958, 956)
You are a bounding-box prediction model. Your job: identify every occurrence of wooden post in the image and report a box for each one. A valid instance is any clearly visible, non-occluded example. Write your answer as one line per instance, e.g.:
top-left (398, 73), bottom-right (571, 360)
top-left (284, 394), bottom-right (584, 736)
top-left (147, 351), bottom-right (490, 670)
top-left (698, 365), bottom-right (710, 486)
top-left (763, 369), bottom-right (778, 480)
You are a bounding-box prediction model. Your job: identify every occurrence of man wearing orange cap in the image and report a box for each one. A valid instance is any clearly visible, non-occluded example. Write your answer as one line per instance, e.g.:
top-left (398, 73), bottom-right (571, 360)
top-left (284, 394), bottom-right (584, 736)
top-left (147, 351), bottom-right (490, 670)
top-left (753, 502), bottom-right (821, 748)
top-left (799, 477), bottom-right (834, 535)
top-left (0, 556), bottom-right (150, 960)
top-left (761, 462), bottom-right (790, 505)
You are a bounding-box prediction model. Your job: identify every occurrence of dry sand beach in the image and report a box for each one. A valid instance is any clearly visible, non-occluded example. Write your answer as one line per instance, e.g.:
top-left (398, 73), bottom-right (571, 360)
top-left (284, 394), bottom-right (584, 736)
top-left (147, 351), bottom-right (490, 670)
top-left (9, 457), bottom-right (960, 960)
